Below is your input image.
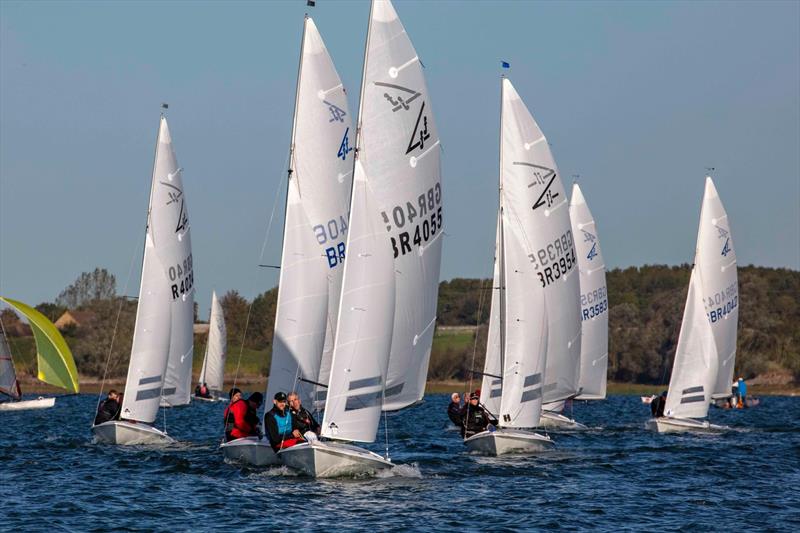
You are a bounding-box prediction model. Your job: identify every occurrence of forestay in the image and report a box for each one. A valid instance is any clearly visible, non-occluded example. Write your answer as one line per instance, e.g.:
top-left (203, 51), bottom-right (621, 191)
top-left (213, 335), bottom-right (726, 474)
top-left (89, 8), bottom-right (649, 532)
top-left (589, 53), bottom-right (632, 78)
top-left (500, 79), bottom-right (581, 405)
top-left (664, 270), bottom-right (718, 419)
top-left (266, 17), bottom-right (353, 410)
top-left (121, 117), bottom-right (183, 424)
top-left (356, 0), bottom-right (442, 412)
top-left (0, 322), bottom-right (20, 399)
top-left (321, 161), bottom-right (396, 443)
top-left (199, 290), bottom-right (226, 393)
top-left (571, 184), bottom-right (609, 401)
top-left (0, 297), bottom-right (79, 394)
top-left (696, 177), bottom-right (738, 399)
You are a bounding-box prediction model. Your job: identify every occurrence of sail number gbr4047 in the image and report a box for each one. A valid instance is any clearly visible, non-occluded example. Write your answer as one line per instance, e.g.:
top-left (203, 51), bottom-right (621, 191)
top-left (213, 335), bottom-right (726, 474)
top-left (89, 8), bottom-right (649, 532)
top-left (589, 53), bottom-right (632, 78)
top-left (382, 182), bottom-right (442, 258)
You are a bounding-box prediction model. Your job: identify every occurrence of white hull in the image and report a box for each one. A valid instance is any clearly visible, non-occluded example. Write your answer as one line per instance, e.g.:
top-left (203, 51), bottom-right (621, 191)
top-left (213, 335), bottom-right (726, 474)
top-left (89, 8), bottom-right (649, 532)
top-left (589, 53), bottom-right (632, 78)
top-left (92, 420), bottom-right (174, 445)
top-left (192, 394), bottom-right (227, 403)
top-left (464, 429), bottom-right (554, 456)
top-left (645, 417), bottom-right (727, 434)
top-left (538, 411), bottom-right (588, 430)
top-left (220, 436), bottom-right (279, 466)
top-left (0, 397), bottom-right (56, 411)
top-left (278, 440), bottom-right (393, 478)
top-left (641, 395), bottom-right (655, 404)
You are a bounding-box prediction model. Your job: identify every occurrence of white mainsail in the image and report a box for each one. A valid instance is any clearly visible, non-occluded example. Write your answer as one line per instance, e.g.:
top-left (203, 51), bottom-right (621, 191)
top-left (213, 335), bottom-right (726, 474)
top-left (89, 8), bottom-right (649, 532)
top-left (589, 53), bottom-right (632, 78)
top-left (198, 290), bottom-right (226, 393)
top-left (500, 79), bottom-right (581, 405)
top-left (157, 118), bottom-right (195, 408)
top-left (0, 323), bottom-right (21, 400)
top-left (696, 177), bottom-right (739, 399)
top-left (321, 161), bottom-right (396, 442)
top-left (266, 16), bottom-right (354, 410)
top-left (664, 269), bottom-right (719, 419)
top-left (354, 0), bottom-right (443, 412)
top-left (571, 184), bottom-right (609, 401)
top-left (121, 116), bottom-right (185, 424)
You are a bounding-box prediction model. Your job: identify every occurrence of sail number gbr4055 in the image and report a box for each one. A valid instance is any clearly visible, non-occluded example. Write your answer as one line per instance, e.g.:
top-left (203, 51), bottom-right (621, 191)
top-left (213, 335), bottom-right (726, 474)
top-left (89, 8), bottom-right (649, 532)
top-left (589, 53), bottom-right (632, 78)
top-left (382, 182), bottom-right (442, 258)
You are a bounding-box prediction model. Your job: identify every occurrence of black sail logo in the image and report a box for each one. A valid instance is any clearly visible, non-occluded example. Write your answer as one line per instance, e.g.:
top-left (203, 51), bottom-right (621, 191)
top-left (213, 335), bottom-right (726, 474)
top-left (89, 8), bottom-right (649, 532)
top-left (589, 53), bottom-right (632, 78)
top-left (161, 181), bottom-right (189, 233)
top-left (513, 162), bottom-right (559, 211)
top-left (406, 101), bottom-right (431, 155)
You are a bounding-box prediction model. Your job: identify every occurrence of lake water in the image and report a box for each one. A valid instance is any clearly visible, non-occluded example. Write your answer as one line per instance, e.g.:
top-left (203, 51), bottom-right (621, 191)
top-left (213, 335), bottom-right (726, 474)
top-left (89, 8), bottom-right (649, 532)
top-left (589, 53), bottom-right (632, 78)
top-left (1, 394), bottom-right (798, 531)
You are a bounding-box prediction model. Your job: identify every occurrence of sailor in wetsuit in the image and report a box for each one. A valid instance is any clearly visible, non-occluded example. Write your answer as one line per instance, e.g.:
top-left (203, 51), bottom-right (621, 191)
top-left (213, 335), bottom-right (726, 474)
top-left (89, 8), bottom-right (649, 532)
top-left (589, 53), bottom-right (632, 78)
top-left (447, 392), bottom-right (464, 426)
top-left (94, 390), bottom-right (122, 425)
top-left (650, 391), bottom-right (667, 418)
top-left (288, 392), bottom-right (320, 437)
top-left (461, 393), bottom-right (496, 438)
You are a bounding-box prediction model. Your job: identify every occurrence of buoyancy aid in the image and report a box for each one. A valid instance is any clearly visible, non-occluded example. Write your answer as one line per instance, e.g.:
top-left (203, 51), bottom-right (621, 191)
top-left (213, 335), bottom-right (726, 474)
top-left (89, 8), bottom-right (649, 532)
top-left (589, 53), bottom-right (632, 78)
top-left (275, 410), bottom-right (293, 437)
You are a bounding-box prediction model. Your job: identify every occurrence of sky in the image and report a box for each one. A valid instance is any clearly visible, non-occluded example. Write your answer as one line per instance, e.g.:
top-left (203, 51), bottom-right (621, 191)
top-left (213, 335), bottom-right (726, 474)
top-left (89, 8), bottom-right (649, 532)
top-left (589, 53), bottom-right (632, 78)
top-left (1, 0), bottom-right (798, 319)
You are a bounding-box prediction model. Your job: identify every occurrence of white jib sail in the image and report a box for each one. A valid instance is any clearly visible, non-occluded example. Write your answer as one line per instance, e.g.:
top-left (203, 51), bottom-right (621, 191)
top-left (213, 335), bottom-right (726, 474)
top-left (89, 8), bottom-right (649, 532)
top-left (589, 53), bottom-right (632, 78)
top-left (479, 212), bottom-right (503, 416)
top-left (358, 0), bottom-right (442, 412)
top-left (0, 324), bottom-right (20, 399)
top-left (498, 207), bottom-right (548, 428)
top-left (199, 290), bottom-right (226, 393)
top-left (120, 117), bottom-right (179, 424)
top-left (696, 177), bottom-right (738, 399)
top-left (321, 161), bottom-right (396, 443)
top-left (664, 269), bottom-right (719, 419)
top-left (266, 16), bottom-right (354, 410)
top-left (571, 183), bottom-right (609, 401)
top-left (501, 78), bottom-right (581, 405)
top-left (156, 117), bottom-right (195, 408)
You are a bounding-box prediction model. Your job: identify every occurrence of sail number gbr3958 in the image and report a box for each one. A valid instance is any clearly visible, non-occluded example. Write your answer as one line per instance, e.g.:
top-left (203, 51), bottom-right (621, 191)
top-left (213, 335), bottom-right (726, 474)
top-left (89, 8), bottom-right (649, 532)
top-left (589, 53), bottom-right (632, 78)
top-left (382, 182), bottom-right (442, 258)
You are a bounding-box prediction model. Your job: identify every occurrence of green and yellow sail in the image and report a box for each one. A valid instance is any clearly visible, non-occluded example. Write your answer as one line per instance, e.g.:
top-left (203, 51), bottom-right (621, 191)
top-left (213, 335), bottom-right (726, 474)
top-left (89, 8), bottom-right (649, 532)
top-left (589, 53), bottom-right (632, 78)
top-left (0, 296), bottom-right (80, 394)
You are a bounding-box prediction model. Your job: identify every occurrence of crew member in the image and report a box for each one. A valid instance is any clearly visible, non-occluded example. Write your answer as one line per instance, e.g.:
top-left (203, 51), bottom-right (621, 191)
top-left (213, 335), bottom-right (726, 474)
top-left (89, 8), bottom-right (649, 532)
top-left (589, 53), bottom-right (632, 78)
top-left (737, 377), bottom-right (747, 408)
top-left (650, 391), bottom-right (667, 418)
top-left (94, 390), bottom-right (122, 425)
top-left (288, 392), bottom-right (320, 436)
top-left (264, 392), bottom-right (304, 451)
top-left (447, 393), bottom-right (463, 426)
top-left (461, 393), bottom-right (494, 438)
top-left (197, 382), bottom-right (211, 398)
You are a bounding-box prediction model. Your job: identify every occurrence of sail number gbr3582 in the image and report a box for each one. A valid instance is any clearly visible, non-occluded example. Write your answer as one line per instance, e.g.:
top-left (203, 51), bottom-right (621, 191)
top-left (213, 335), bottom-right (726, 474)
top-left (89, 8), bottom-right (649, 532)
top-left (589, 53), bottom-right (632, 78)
top-left (383, 182), bottom-right (442, 258)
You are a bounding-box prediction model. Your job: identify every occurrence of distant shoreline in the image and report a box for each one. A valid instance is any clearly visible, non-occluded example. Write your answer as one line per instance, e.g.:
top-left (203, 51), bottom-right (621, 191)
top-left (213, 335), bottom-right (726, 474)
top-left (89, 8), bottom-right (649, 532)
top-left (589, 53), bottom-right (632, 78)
top-left (15, 377), bottom-right (800, 397)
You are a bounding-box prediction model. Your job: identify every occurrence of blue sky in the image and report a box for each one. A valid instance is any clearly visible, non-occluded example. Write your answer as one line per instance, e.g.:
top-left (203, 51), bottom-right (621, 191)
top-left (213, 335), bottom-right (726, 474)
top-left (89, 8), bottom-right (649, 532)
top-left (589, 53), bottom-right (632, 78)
top-left (1, 0), bottom-right (798, 318)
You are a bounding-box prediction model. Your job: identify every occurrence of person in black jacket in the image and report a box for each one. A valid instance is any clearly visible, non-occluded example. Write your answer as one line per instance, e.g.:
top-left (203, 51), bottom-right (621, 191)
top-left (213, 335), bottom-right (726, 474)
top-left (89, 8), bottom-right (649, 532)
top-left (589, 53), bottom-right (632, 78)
top-left (288, 392), bottom-right (320, 436)
top-left (94, 390), bottom-right (121, 425)
top-left (461, 393), bottom-right (494, 438)
top-left (447, 392), bottom-right (464, 426)
top-left (650, 391), bottom-right (667, 418)
top-left (264, 392), bottom-right (304, 452)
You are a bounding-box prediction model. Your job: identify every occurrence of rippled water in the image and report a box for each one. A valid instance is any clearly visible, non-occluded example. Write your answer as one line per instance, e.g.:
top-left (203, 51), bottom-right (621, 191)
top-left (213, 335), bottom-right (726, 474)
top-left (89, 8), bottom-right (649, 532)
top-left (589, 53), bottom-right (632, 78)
top-left (1, 393), bottom-right (798, 530)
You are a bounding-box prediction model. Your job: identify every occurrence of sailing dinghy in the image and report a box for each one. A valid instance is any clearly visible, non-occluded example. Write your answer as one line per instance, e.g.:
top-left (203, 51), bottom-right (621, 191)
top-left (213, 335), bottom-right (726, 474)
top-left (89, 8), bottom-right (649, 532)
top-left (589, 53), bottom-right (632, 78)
top-left (92, 114), bottom-right (194, 445)
top-left (279, 0), bottom-right (441, 476)
top-left (646, 176), bottom-right (734, 433)
top-left (194, 291), bottom-right (227, 402)
top-left (466, 78), bottom-right (559, 455)
top-left (220, 14), bottom-right (354, 467)
top-left (539, 183), bottom-right (607, 430)
top-left (0, 297), bottom-right (80, 411)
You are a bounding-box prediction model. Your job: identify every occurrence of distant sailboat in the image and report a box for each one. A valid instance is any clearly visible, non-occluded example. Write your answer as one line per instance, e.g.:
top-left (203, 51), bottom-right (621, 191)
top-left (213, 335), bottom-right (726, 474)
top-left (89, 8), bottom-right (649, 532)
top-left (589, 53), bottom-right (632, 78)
top-left (646, 176), bottom-right (735, 433)
top-left (278, 0), bottom-right (442, 477)
top-left (539, 183), bottom-right (608, 429)
top-left (221, 14), bottom-right (354, 467)
top-left (466, 78), bottom-right (555, 455)
top-left (194, 290), bottom-right (226, 402)
top-left (0, 297), bottom-right (80, 411)
top-left (92, 114), bottom-right (194, 445)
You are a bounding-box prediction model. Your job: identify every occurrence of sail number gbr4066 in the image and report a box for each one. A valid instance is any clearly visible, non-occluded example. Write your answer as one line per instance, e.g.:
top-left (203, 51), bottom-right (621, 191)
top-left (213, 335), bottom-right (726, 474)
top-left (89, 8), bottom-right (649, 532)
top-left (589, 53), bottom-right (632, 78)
top-left (382, 182), bottom-right (442, 258)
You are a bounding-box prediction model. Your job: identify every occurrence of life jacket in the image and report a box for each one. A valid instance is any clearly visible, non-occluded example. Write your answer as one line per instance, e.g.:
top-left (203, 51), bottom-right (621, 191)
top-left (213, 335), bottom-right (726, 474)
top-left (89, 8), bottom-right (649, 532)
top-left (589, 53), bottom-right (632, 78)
top-left (274, 409), bottom-right (293, 437)
top-left (224, 399), bottom-right (240, 436)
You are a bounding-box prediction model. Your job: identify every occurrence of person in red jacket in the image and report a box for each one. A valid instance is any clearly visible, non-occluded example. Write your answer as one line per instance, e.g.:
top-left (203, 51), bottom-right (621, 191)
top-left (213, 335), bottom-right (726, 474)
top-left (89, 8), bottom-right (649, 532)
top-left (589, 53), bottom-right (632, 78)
top-left (224, 388), bottom-right (263, 441)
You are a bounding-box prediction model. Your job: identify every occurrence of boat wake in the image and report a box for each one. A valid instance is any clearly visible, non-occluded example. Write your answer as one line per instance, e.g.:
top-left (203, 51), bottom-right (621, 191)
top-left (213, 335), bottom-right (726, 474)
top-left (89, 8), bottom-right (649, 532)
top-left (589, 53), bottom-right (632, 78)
top-left (378, 462), bottom-right (423, 479)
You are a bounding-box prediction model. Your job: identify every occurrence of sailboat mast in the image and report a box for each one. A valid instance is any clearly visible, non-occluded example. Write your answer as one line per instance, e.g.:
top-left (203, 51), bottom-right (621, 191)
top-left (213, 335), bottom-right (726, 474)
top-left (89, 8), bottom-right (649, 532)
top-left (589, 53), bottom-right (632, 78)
top-left (498, 76), bottom-right (506, 385)
top-left (351, 0), bottom-right (376, 160)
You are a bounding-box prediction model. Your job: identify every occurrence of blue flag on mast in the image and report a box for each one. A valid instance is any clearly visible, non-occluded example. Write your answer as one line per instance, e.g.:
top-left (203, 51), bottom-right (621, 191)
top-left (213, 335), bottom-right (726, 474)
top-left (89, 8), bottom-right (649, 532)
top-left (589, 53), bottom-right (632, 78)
top-left (501, 61), bottom-right (510, 69)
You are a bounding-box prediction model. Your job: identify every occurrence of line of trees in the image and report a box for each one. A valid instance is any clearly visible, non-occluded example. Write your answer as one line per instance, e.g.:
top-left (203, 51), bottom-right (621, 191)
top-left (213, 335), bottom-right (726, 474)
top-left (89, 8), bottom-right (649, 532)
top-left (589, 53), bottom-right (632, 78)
top-left (3, 265), bottom-right (798, 384)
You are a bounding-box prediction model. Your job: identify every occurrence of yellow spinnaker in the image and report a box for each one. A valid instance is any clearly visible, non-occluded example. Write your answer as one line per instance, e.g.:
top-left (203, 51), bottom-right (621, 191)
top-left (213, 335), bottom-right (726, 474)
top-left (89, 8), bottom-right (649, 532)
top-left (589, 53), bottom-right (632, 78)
top-left (0, 296), bottom-right (80, 394)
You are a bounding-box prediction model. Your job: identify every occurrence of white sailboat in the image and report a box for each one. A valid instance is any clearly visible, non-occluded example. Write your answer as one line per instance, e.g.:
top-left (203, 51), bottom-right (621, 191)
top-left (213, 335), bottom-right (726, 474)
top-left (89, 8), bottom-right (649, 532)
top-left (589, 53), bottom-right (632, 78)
top-left (221, 14), bottom-right (353, 466)
top-left (466, 78), bottom-right (555, 455)
top-left (0, 298), bottom-right (80, 411)
top-left (194, 290), bottom-right (226, 402)
top-left (279, 0), bottom-right (441, 476)
top-left (646, 176), bottom-right (734, 433)
top-left (92, 114), bottom-right (194, 445)
top-left (539, 183), bottom-right (607, 429)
